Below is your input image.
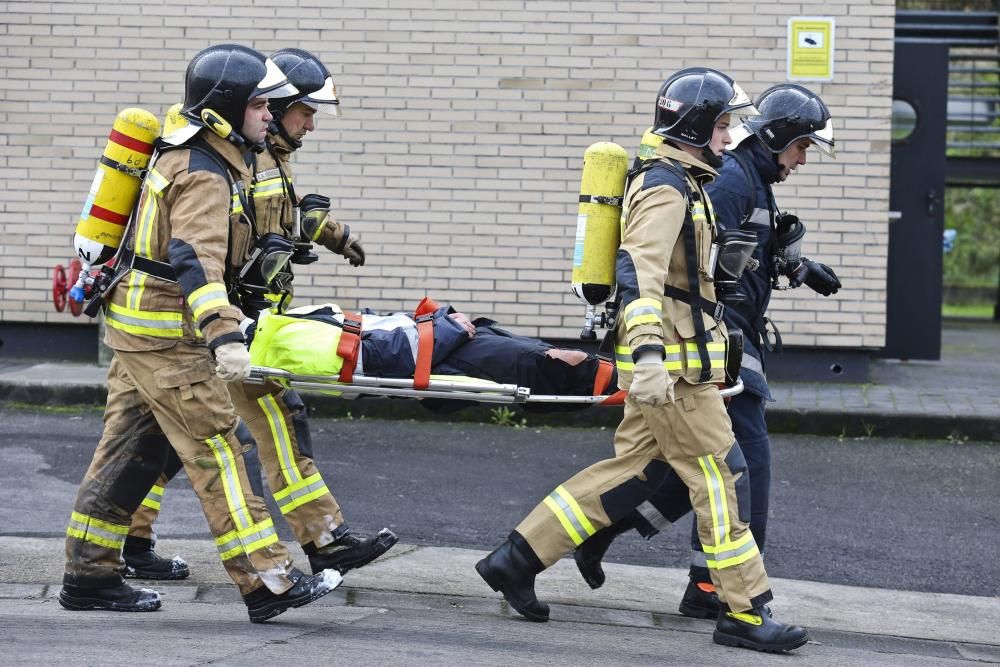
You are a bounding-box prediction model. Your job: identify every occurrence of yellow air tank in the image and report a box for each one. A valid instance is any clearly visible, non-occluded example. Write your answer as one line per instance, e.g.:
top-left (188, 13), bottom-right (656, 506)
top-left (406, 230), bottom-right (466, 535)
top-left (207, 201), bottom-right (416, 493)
top-left (161, 102), bottom-right (188, 138)
top-left (74, 107), bottom-right (161, 267)
top-left (571, 142), bottom-right (629, 306)
top-left (637, 127), bottom-right (663, 160)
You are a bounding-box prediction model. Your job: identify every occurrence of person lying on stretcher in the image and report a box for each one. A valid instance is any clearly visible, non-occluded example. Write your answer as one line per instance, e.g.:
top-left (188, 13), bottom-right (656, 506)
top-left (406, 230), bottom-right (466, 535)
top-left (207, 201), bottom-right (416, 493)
top-left (246, 297), bottom-right (618, 412)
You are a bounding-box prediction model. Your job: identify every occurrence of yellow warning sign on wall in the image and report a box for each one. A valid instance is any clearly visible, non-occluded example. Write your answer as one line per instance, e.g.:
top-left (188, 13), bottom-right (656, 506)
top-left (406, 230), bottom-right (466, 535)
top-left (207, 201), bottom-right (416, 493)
top-left (787, 17), bottom-right (835, 81)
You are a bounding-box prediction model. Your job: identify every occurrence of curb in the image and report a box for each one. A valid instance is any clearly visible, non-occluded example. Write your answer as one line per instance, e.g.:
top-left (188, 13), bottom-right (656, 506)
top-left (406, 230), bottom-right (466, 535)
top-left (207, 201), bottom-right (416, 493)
top-left (1, 379), bottom-right (998, 441)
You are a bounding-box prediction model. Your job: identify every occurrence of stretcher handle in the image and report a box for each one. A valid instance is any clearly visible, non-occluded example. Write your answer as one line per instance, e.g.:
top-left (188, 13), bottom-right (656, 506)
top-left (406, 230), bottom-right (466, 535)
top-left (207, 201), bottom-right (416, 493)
top-left (249, 366), bottom-right (526, 400)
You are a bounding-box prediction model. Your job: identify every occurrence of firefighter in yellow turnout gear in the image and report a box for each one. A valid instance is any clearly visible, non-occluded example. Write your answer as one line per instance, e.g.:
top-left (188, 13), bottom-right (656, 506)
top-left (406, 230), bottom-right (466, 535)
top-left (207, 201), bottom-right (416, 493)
top-left (125, 48), bottom-right (396, 580)
top-left (476, 68), bottom-right (810, 653)
top-left (61, 44), bottom-right (343, 622)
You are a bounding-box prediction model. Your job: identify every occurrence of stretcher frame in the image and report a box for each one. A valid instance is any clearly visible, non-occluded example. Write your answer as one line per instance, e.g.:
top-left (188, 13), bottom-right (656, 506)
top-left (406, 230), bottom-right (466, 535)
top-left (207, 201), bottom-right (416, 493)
top-left (248, 365), bottom-right (744, 405)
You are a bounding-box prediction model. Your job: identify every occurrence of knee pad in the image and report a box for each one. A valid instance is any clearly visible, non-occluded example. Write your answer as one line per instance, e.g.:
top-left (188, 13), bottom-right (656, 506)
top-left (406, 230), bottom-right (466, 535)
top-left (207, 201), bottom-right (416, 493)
top-left (283, 390), bottom-right (314, 459)
top-left (723, 443), bottom-right (751, 524)
top-left (106, 431), bottom-right (171, 512)
top-left (599, 458), bottom-right (671, 523)
top-left (236, 420), bottom-right (265, 498)
top-left (162, 445), bottom-right (183, 481)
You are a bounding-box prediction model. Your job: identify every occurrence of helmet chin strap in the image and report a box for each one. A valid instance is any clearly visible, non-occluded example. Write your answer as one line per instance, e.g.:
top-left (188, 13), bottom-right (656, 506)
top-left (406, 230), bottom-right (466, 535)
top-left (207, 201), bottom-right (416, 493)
top-left (701, 146), bottom-right (723, 168)
top-left (270, 116), bottom-right (302, 150)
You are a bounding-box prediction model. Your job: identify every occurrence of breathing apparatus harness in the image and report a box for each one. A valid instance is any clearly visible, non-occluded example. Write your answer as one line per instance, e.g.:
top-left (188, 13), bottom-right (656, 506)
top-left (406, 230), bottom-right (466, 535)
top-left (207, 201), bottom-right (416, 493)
top-left (724, 148), bottom-right (811, 353)
top-left (622, 156), bottom-right (747, 384)
top-left (83, 135), bottom-right (256, 319)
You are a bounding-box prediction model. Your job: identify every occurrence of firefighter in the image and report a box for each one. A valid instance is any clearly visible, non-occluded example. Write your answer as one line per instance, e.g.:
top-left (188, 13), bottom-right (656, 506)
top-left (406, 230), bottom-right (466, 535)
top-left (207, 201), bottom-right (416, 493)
top-left (572, 85), bottom-right (840, 623)
top-left (122, 49), bottom-right (396, 581)
top-left (475, 68), bottom-right (810, 653)
top-left (60, 44), bottom-right (342, 622)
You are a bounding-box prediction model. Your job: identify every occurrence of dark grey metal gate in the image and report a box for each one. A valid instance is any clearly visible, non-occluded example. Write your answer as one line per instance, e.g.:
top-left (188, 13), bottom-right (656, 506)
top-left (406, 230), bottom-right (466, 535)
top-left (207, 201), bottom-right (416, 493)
top-left (885, 42), bottom-right (949, 360)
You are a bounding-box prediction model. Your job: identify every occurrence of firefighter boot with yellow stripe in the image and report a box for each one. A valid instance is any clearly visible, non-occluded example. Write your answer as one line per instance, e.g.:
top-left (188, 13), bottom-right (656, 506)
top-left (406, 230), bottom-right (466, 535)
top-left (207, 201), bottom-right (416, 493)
top-left (306, 526), bottom-right (399, 575)
top-left (475, 532), bottom-right (549, 622)
top-left (123, 536), bottom-right (190, 581)
top-left (713, 608), bottom-right (809, 653)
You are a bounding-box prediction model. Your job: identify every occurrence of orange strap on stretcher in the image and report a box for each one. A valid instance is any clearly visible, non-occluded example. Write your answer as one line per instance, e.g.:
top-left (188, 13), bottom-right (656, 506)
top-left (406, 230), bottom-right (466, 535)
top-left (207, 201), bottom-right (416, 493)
top-left (336, 310), bottom-right (362, 383)
top-left (592, 358), bottom-right (614, 396)
top-left (594, 358), bottom-right (626, 405)
top-left (413, 297), bottom-right (440, 390)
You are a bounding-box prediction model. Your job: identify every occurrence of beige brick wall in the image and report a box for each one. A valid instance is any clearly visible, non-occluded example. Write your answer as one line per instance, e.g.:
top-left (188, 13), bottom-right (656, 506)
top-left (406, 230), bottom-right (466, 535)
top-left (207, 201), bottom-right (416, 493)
top-left (0, 0), bottom-right (894, 348)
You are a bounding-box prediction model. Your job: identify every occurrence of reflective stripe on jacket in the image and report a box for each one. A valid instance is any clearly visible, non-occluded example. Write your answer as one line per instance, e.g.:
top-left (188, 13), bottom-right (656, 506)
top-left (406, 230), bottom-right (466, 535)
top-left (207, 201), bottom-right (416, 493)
top-left (614, 142), bottom-right (729, 386)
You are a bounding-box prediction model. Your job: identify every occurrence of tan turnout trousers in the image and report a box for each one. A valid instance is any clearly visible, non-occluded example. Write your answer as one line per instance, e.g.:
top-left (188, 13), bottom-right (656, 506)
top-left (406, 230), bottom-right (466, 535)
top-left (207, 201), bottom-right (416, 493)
top-left (65, 345), bottom-right (296, 596)
top-left (515, 380), bottom-right (771, 612)
top-left (129, 380), bottom-right (346, 551)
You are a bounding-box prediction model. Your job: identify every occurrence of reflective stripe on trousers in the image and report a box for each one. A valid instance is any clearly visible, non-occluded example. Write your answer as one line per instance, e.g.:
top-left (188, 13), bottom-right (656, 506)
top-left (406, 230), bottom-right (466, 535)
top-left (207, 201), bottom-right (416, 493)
top-left (140, 484), bottom-right (164, 511)
top-left (258, 394), bottom-right (331, 516)
top-left (66, 511), bottom-right (128, 550)
top-left (543, 485), bottom-right (596, 546)
top-left (697, 453), bottom-right (759, 570)
top-left (205, 434), bottom-right (279, 560)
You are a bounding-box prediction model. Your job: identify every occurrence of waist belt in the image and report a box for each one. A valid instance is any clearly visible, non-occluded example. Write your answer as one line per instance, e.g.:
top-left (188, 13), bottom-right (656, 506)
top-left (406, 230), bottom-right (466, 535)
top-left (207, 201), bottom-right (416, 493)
top-left (729, 302), bottom-right (782, 354)
top-left (131, 255), bottom-right (177, 282)
top-left (663, 284), bottom-right (725, 323)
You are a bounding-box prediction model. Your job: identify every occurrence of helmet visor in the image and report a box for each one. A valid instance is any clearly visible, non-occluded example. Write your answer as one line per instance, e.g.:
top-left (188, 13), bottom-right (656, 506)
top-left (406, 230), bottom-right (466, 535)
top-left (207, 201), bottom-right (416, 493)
top-left (809, 118), bottom-right (836, 158)
top-left (725, 123), bottom-right (754, 150)
top-left (725, 82), bottom-right (759, 121)
top-left (302, 76), bottom-right (341, 117)
top-left (253, 58), bottom-right (299, 100)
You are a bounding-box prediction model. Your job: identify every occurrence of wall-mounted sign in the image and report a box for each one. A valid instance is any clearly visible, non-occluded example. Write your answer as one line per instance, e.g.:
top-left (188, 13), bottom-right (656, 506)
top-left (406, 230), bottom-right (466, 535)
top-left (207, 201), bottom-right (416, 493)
top-left (788, 17), bottom-right (835, 81)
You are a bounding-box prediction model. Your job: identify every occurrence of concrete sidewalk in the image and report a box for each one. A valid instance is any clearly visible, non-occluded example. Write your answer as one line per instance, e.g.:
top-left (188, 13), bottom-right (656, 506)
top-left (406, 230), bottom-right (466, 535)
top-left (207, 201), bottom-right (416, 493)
top-left (1, 320), bottom-right (998, 441)
top-left (2, 536), bottom-right (998, 665)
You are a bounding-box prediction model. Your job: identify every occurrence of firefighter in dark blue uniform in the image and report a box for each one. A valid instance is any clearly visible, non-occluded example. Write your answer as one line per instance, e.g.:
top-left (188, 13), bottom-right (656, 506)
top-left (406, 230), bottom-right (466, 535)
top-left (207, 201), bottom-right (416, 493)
top-left (573, 84), bottom-right (842, 619)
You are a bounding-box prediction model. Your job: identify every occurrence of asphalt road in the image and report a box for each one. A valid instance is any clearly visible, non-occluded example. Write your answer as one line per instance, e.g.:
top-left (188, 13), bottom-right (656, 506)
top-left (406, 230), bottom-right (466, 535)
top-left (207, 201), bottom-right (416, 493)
top-left (2, 404), bottom-right (998, 597)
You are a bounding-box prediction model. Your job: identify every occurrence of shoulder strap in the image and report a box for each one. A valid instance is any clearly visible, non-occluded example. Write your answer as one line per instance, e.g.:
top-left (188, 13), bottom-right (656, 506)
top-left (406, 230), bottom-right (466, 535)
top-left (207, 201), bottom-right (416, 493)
top-left (725, 149), bottom-right (763, 227)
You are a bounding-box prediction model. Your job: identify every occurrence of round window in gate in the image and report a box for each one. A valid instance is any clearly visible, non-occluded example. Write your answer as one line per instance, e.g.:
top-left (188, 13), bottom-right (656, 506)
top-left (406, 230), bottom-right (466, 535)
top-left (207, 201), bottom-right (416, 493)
top-left (891, 99), bottom-right (918, 142)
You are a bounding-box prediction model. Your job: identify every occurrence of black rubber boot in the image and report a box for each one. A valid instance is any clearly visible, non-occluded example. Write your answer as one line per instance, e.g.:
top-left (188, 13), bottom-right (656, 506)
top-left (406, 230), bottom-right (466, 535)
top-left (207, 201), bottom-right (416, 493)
top-left (713, 608), bottom-right (809, 653)
top-left (475, 532), bottom-right (549, 622)
top-left (243, 567), bottom-right (343, 623)
top-left (678, 578), bottom-right (722, 619)
top-left (122, 536), bottom-right (190, 581)
top-left (307, 527), bottom-right (398, 575)
top-left (58, 582), bottom-right (162, 612)
top-left (572, 520), bottom-right (633, 590)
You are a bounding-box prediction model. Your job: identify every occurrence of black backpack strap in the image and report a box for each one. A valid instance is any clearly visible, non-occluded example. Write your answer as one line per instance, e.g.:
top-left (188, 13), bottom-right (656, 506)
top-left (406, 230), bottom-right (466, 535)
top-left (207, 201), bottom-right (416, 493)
top-left (680, 201), bottom-right (712, 382)
top-left (725, 148), bottom-right (766, 226)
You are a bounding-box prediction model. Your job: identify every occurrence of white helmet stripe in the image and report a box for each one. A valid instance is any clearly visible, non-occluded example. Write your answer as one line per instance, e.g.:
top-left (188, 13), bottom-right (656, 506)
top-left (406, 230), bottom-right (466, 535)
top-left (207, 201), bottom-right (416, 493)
top-left (305, 76), bottom-right (341, 116)
top-left (255, 58), bottom-right (299, 100)
top-left (810, 119), bottom-right (836, 157)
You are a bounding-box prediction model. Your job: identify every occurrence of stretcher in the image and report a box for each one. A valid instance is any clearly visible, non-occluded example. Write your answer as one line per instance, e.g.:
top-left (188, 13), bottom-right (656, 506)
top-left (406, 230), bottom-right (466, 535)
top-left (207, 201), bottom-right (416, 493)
top-left (247, 365), bottom-right (744, 406)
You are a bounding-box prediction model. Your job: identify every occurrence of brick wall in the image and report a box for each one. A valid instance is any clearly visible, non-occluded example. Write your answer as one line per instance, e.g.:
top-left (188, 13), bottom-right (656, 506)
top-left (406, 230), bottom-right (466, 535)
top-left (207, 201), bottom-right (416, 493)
top-left (0, 0), bottom-right (894, 348)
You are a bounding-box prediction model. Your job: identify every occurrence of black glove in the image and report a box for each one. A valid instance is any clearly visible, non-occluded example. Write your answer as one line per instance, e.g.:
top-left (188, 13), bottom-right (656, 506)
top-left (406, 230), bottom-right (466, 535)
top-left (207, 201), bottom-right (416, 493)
top-left (789, 258), bottom-right (841, 296)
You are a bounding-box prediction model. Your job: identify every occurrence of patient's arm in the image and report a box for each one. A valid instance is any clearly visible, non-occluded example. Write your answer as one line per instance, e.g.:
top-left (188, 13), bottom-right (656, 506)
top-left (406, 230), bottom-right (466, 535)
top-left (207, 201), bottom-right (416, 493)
top-left (448, 311), bottom-right (475, 338)
top-left (545, 348), bottom-right (588, 366)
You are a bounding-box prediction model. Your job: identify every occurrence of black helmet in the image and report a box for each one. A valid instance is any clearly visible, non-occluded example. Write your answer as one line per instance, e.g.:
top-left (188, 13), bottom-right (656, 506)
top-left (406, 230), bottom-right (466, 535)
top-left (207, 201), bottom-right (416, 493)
top-left (739, 84), bottom-right (835, 157)
top-left (269, 48), bottom-right (341, 119)
top-left (652, 67), bottom-right (757, 148)
top-left (180, 44), bottom-right (298, 146)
